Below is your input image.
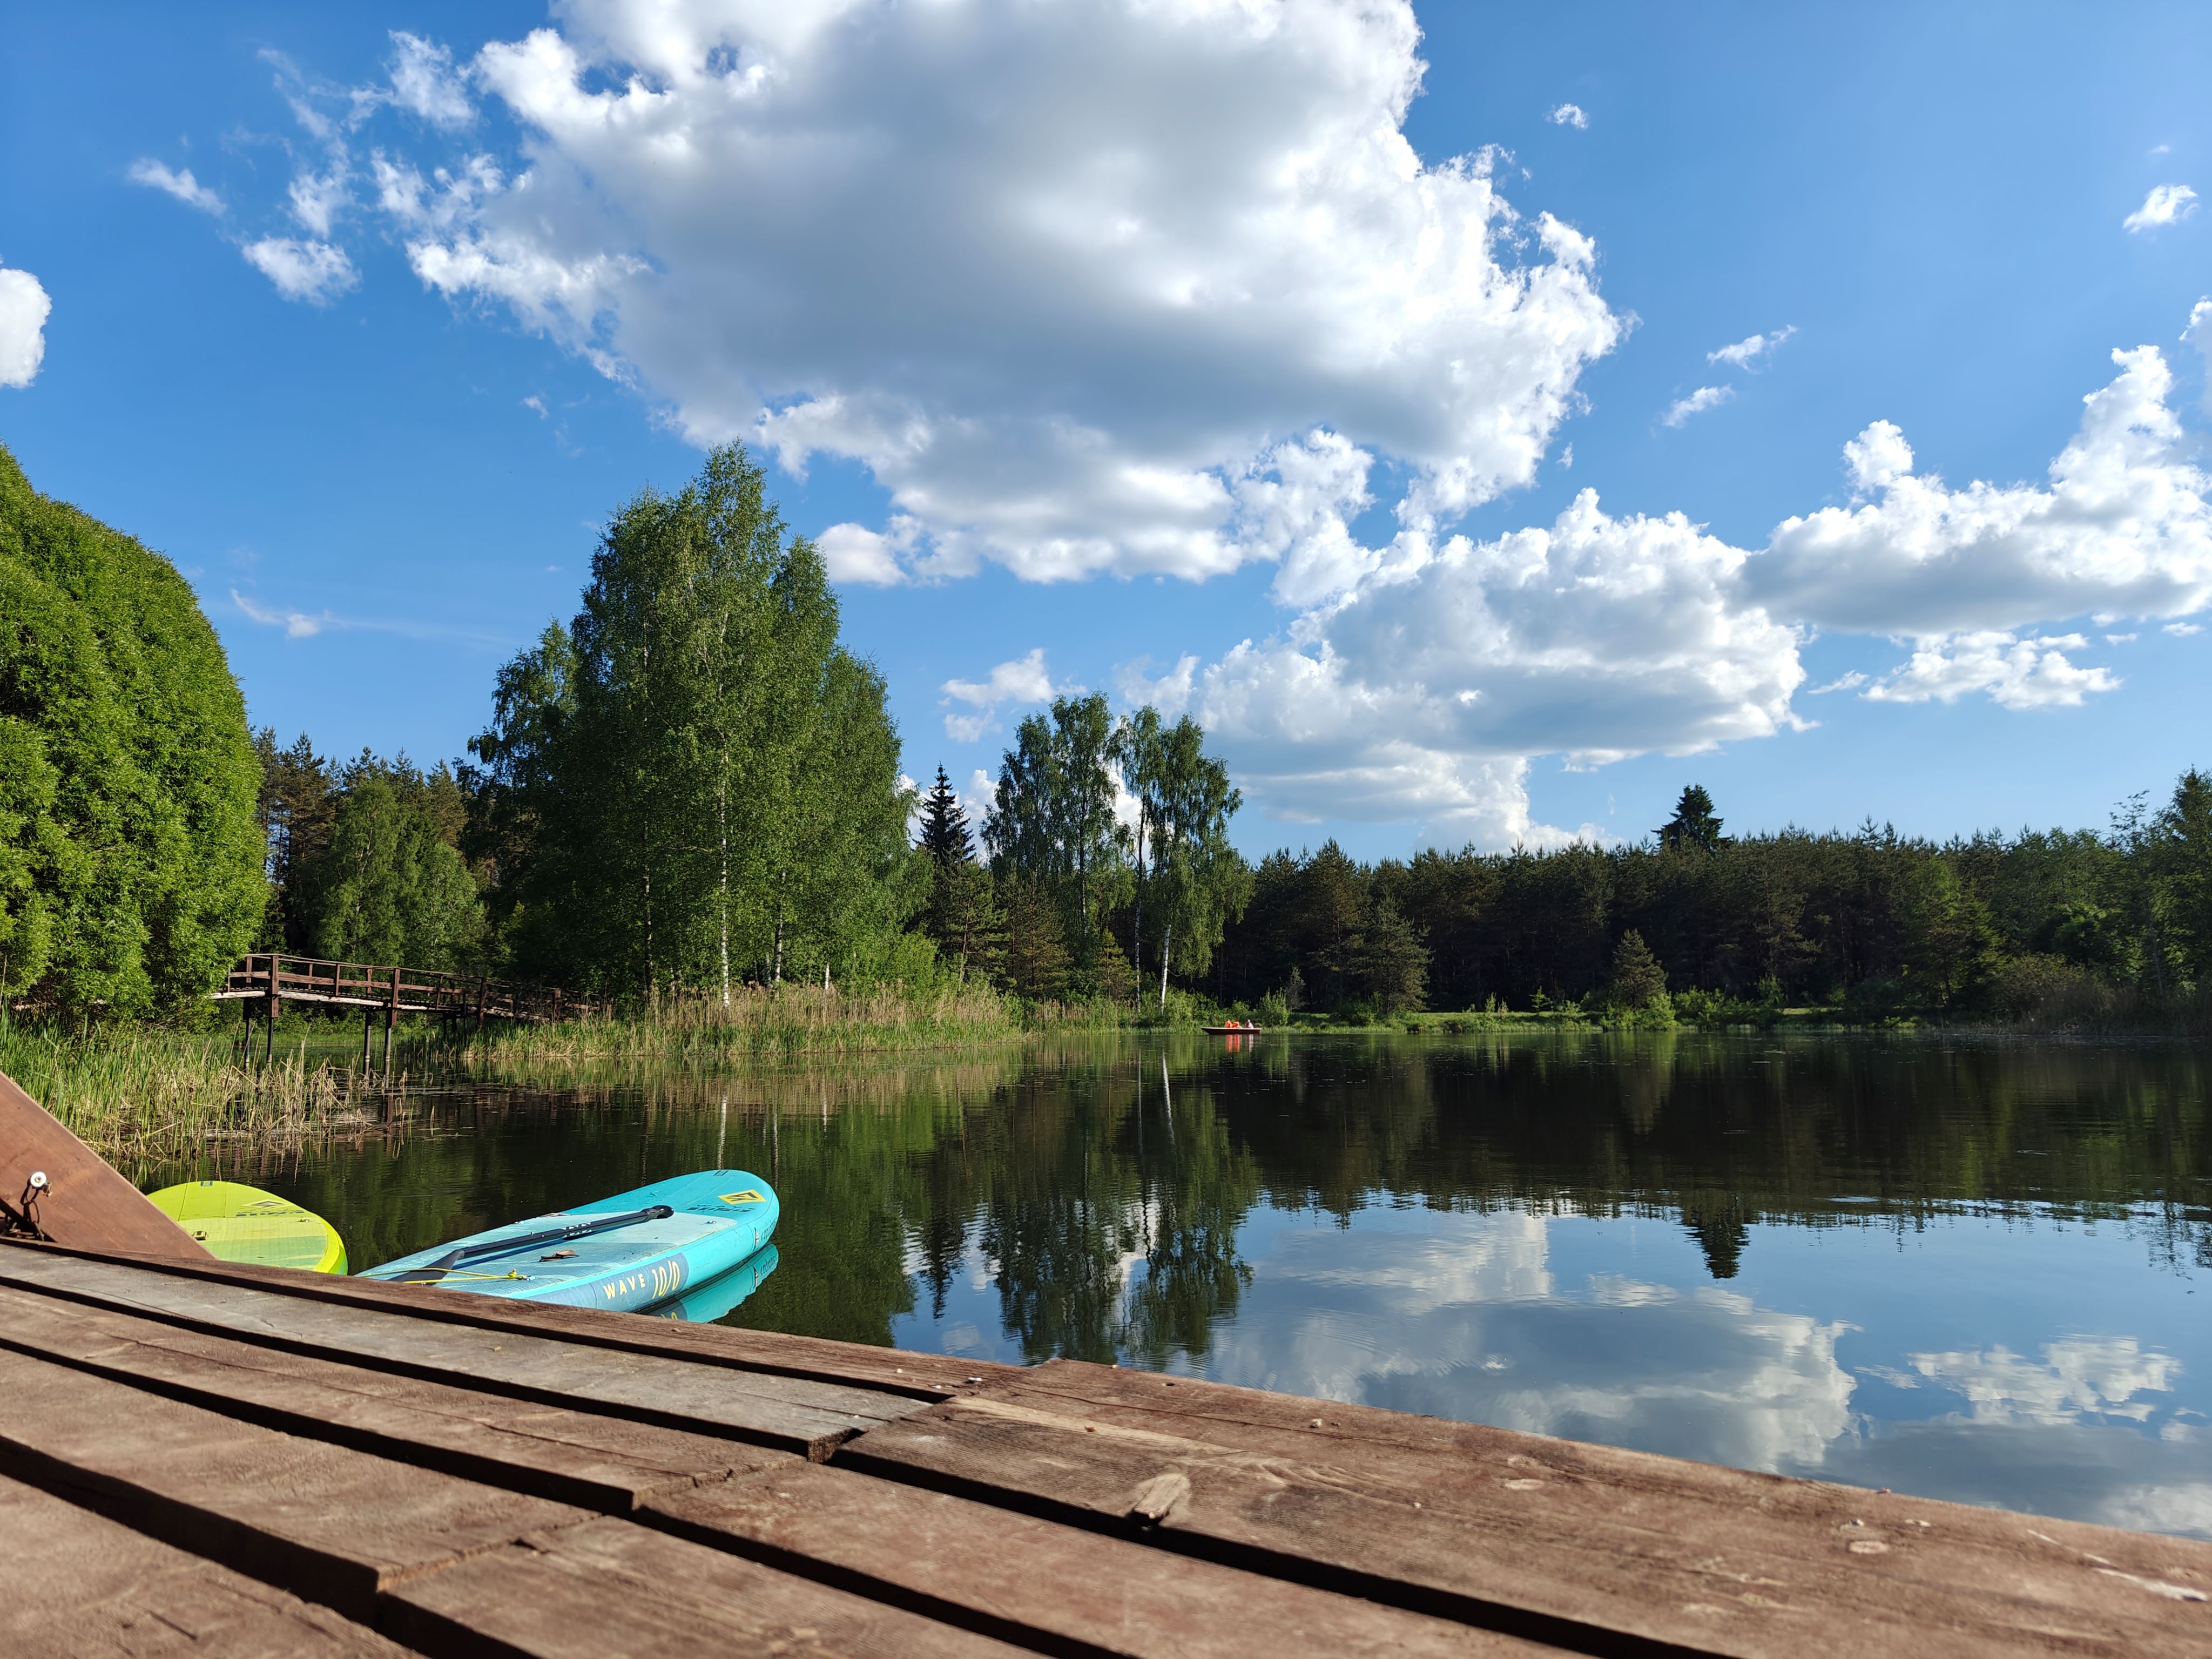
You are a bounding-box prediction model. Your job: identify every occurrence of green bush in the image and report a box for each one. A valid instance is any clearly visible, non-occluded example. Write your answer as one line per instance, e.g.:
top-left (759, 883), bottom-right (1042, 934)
top-left (1840, 975), bottom-right (1913, 1024)
top-left (1984, 953), bottom-right (2121, 1028)
top-left (0, 447), bottom-right (264, 1013)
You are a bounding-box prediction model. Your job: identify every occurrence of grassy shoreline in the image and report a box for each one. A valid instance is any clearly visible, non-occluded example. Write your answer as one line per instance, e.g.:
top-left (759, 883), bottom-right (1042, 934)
top-left (14, 982), bottom-right (2206, 1171)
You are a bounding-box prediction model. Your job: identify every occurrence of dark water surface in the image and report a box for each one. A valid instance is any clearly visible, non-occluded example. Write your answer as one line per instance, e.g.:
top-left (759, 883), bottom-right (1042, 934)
top-left (167, 1032), bottom-right (2212, 1539)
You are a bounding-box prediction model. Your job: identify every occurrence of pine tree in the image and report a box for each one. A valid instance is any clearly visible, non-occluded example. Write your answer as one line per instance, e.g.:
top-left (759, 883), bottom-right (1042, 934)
top-left (999, 874), bottom-right (1070, 1001)
top-left (254, 729), bottom-right (334, 952)
top-left (1658, 785), bottom-right (1726, 854)
top-left (1352, 898), bottom-right (1428, 1014)
top-left (1607, 929), bottom-right (1668, 1009)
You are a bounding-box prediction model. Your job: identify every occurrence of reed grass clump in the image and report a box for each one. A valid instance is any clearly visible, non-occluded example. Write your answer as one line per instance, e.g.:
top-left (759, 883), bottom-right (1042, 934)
top-left (468, 980), bottom-right (1023, 1080)
top-left (0, 1017), bottom-right (381, 1177)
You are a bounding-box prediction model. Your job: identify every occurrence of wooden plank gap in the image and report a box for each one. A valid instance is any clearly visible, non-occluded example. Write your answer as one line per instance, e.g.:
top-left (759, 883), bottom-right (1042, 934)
top-left (635, 1500), bottom-right (1135, 1659)
top-left (0, 1310), bottom-right (793, 1515)
top-left (827, 1437), bottom-right (1744, 1659)
top-left (3, 1238), bottom-right (997, 1402)
top-left (633, 1458), bottom-right (1567, 1659)
top-left (0, 1256), bottom-right (889, 1459)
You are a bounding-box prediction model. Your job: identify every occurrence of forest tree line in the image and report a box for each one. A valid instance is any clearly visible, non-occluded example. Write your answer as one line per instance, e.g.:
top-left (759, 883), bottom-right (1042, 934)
top-left (5, 434), bottom-right (2210, 1028)
top-left (1197, 781), bottom-right (2212, 1023)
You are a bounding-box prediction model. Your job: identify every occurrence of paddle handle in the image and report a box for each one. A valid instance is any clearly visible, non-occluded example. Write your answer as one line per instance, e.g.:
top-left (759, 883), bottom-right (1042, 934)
top-left (428, 1204), bottom-right (676, 1272)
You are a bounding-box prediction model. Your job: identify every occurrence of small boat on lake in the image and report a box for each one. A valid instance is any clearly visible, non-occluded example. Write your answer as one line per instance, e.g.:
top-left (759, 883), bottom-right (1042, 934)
top-left (359, 1170), bottom-right (778, 1313)
top-left (144, 1180), bottom-right (347, 1274)
top-left (1201, 1024), bottom-right (1264, 1036)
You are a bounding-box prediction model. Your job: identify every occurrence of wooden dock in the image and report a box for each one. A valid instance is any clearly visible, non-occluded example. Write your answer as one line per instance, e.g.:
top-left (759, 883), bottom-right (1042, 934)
top-left (211, 953), bottom-right (588, 1063)
top-left (214, 952), bottom-right (584, 1025)
top-left (0, 1242), bottom-right (2206, 1657)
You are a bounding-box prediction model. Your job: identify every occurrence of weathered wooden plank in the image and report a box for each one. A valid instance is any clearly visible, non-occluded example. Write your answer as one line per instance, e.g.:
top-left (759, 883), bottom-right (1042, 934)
top-left (0, 1472), bottom-right (415, 1658)
top-left (835, 1361), bottom-right (2212, 1659)
top-left (384, 1517), bottom-right (1031, 1659)
top-left (0, 1284), bottom-right (795, 1512)
top-left (0, 1346), bottom-right (586, 1622)
top-left (3, 1237), bottom-right (1013, 1399)
top-left (0, 1250), bottom-right (915, 1458)
top-left (644, 1457), bottom-right (1563, 1658)
top-left (0, 1072), bottom-right (206, 1259)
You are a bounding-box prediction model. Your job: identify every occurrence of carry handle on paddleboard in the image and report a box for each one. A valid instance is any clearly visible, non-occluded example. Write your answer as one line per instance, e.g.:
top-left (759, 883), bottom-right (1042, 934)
top-left (390, 1204), bottom-right (675, 1282)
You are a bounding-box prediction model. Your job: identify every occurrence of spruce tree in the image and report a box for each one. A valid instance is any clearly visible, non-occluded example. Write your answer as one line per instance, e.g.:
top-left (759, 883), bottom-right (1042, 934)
top-left (919, 766), bottom-right (972, 867)
top-left (1658, 786), bottom-right (1726, 853)
top-left (1607, 929), bottom-right (1668, 1009)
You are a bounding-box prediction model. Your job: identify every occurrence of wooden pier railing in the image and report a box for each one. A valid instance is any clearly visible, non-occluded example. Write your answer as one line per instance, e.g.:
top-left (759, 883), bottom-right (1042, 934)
top-left (211, 953), bottom-right (589, 1034)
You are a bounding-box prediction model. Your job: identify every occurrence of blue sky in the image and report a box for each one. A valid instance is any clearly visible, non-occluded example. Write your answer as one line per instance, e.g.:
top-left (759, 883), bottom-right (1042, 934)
top-left (2, 2), bottom-right (2208, 860)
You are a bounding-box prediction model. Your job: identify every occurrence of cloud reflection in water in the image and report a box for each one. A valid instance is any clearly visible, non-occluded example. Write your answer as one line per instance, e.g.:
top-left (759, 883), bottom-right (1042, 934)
top-left (1196, 1209), bottom-right (2209, 1536)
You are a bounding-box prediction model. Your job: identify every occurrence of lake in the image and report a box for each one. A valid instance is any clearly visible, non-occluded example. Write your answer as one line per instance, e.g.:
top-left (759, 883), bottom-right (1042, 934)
top-left (164, 1030), bottom-right (2212, 1540)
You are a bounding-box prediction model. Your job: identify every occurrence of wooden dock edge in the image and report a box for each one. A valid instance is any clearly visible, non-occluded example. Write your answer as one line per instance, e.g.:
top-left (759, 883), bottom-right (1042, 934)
top-left (0, 1236), bottom-right (2204, 1659)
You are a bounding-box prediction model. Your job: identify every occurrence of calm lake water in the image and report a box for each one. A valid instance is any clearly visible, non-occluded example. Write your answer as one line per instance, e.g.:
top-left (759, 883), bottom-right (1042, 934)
top-left (163, 1031), bottom-right (2212, 1539)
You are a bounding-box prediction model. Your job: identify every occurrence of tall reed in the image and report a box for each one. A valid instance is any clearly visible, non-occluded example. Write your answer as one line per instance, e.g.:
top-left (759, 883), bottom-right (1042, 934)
top-left (0, 1016), bottom-right (382, 1179)
top-left (467, 980), bottom-right (1022, 1080)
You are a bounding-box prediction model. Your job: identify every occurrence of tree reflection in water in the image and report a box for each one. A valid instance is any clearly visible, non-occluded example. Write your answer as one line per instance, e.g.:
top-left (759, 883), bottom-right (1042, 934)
top-left (165, 1031), bottom-right (2212, 1535)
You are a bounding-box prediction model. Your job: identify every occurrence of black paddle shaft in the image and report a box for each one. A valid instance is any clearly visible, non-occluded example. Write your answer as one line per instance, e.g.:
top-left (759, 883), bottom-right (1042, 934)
top-left (397, 1204), bottom-right (676, 1280)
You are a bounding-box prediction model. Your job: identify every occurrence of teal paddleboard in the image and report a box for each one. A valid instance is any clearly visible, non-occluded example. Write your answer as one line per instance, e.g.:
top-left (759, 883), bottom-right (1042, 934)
top-left (359, 1171), bottom-right (778, 1312)
top-left (650, 1244), bottom-right (778, 1323)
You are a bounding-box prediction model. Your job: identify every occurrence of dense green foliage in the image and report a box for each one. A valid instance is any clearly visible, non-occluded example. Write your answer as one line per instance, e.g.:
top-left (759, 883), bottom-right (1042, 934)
top-left (0, 446), bottom-right (263, 1013)
top-left (466, 446), bottom-right (918, 1000)
top-left (1210, 777), bottom-right (2212, 1026)
top-left (254, 736), bottom-right (483, 970)
top-left (918, 767), bottom-right (1006, 983)
top-left (975, 694), bottom-right (1250, 1004)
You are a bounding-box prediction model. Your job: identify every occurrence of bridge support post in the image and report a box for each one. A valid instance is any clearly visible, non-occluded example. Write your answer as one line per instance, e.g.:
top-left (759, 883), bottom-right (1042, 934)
top-left (264, 955), bottom-right (278, 1065)
top-left (385, 966), bottom-right (400, 1070)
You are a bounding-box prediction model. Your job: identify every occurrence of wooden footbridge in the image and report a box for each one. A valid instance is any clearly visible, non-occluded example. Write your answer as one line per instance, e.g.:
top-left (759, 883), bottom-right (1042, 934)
top-left (212, 953), bottom-right (589, 1061)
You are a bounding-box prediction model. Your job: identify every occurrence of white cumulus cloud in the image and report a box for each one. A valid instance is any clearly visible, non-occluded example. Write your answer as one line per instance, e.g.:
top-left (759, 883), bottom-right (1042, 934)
top-left (1862, 631), bottom-right (2119, 710)
top-left (1842, 419), bottom-right (1913, 492)
top-left (1150, 333), bottom-right (2212, 838)
top-left (377, 0), bottom-right (1620, 586)
top-left (1708, 324), bottom-right (1795, 369)
top-left (1548, 102), bottom-right (1587, 129)
top-left (0, 265), bottom-right (50, 389)
top-left (385, 31), bottom-right (474, 128)
top-left (242, 237), bottom-right (359, 305)
top-left (128, 158), bottom-right (226, 215)
top-left (941, 648), bottom-right (1058, 741)
top-left (1753, 347), bottom-right (2212, 634)
top-left (818, 516), bottom-right (919, 586)
top-left (2123, 183), bottom-right (2198, 232)
top-left (1190, 489), bottom-right (1804, 838)
top-left (287, 160), bottom-right (352, 239)
top-left (1661, 385), bottom-right (1733, 427)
